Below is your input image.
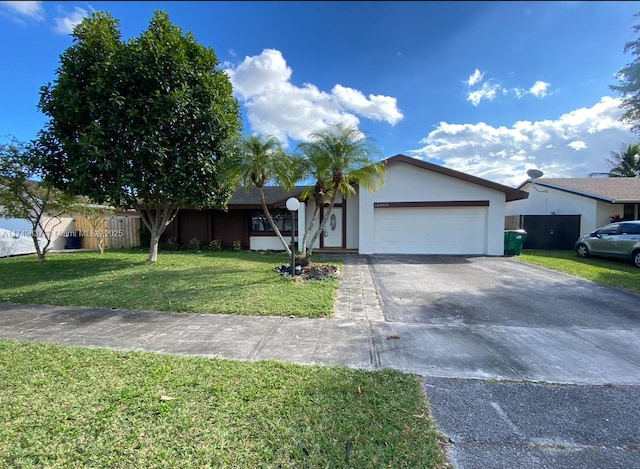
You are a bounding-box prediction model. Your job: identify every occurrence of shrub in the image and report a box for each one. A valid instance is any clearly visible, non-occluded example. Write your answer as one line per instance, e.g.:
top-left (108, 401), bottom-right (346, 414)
top-left (167, 236), bottom-right (179, 251)
top-left (188, 237), bottom-right (201, 252)
top-left (205, 239), bottom-right (222, 252)
top-left (232, 240), bottom-right (242, 251)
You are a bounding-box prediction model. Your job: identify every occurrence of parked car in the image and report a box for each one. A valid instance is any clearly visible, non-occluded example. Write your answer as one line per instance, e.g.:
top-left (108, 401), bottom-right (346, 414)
top-left (575, 220), bottom-right (640, 268)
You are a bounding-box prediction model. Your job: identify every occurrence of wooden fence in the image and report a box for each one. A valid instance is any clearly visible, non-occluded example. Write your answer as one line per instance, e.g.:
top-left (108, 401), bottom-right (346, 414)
top-left (75, 216), bottom-right (141, 250)
top-left (505, 215), bottom-right (522, 230)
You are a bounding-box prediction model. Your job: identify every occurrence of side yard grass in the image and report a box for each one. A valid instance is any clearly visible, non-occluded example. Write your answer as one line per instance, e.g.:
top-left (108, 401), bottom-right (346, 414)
top-left (519, 250), bottom-right (640, 293)
top-left (0, 250), bottom-right (340, 318)
top-left (0, 339), bottom-right (447, 468)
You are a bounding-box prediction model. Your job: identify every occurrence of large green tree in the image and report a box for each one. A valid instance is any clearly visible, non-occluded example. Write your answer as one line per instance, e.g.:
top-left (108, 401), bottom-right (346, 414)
top-left (606, 143), bottom-right (640, 177)
top-left (611, 12), bottom-right (640, 133)
top-left (37, 10), bottom-right (241, 262)
top-left (297, 123), bottom-right (385, 258)
top-left (225, 134), bottom-right (302, 255)
top-left (0, 139), bottom-right (78, 262)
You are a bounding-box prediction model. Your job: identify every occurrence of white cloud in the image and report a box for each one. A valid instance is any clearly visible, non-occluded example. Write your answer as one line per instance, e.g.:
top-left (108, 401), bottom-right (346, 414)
top-left (466, 69), bottom-right (484, 87)
top-left (467, 82), bottom-right (503, 106)
top-left (225, 48), bottom-right (403, 144)
top-left (332, 84), bottom-right (403, 125)
top-left (53, 6), bottom-right (90, 34)
top-left (465, 68), bottom-right (552, 104)
top-left (0, 1), bottom-right (44, 21)
top-left (567, 140), bottom-right (587, 151)
top-left (226, 49), bottom-right (291, 99)
top-left (529, 80), bottom-right (550, 98)
top-left (408, 96), bottom-right (636, 186)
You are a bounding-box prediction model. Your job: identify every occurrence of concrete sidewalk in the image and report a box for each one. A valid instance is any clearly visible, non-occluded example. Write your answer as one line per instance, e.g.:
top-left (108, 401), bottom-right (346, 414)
top-left (1, 300), bottom-right (639, 385)
top-left (0, 302), bottom-right (378, 368)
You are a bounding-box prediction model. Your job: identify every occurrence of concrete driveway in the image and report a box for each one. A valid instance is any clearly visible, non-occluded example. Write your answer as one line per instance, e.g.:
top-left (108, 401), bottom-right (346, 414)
top-left (366, 254), bottom-right (640, 384)
top-left (365, 254), bottom-right (640, 469)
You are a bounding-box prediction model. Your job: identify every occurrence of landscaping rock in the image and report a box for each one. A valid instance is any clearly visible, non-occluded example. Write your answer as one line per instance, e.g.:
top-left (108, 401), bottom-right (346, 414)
top-left (274, 262), bottom-right (341, 280)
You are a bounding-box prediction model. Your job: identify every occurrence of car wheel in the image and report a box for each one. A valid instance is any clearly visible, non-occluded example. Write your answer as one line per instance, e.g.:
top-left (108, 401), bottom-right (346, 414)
top-left (576, 243), bottom-right (590, 258)
top-left (633, 250), bottom-right (640, 268)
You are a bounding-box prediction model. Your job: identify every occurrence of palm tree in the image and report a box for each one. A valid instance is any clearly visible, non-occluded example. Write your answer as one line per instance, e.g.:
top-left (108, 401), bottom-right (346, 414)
top-left (606, 143), bottom-right (640, 177)
top-left (225, 134), bottom-right (301, 254)
top-left (297, 122), bottom-right (386, 258)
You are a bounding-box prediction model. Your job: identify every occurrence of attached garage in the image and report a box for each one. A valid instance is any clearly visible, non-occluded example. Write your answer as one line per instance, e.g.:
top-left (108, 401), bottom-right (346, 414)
top-left (373, 204), bottom-right (488, 254)
top-left (358, 155), bottom-right (529, 256)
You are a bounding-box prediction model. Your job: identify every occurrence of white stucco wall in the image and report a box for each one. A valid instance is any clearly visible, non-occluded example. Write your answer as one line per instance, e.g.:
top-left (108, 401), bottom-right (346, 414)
top-left (250, 235), bottom-right (298, 251)
top-left (46, 216), bottom-right (76, 251)
top-left (596, 203), bottom-right (623, 230)
top-left (345, 191), bottom-right (359, 249)
top-left (359, 162), bottom-right (507, 255)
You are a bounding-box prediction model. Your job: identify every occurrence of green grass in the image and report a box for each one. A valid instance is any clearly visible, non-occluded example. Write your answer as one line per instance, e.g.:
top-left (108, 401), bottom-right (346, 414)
top-left (0, 339), bottom-right (447, 468)
top-left (518, 250), bottom-right (640, 293)
top-left (0, 250), bottom-right (340, 318)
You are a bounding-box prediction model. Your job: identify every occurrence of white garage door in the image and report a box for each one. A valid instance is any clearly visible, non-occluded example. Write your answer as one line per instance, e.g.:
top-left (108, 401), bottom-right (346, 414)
top-left (373, 206), bottom-right (487, 254)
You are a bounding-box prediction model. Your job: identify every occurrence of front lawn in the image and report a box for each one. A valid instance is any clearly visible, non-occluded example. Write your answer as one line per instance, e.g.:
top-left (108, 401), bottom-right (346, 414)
top-left (0, 339), bottom-right (447, 468)
top-left (518, 250), bottom-right (640, 293)
top-left (0, 250), bottom-right (339, 318)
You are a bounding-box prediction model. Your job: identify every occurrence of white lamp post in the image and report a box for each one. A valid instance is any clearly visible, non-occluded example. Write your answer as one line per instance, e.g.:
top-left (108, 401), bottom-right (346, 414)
top-left (286, 197), bottom-right (300, 277)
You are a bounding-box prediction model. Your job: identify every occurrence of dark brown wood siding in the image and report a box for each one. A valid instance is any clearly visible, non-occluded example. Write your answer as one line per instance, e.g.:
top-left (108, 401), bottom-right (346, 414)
top-left (177, 209), bottom-right (210, 247)
top-left (212, 209), bottom-right (249, 250)
top-left (161, 209), bottom-right (249, 250)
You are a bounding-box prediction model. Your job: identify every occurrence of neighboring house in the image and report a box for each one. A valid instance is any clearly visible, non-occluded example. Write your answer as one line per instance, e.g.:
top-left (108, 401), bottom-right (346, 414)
top-left (505, 177), bottom-right (640, 250)
top-left (0, 209), bottom-right (80, 257)
top-left (0, 215), bottom-right (45, 257)
top-left (1, 208), bottom-right (141, 257)
top-left (164, 154), bottom-right (528, 256)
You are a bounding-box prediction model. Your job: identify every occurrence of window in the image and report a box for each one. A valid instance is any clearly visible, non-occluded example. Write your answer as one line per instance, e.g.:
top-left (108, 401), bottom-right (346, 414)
top-left (250, 209), bottom-right (292, 233)
top-left (623, 203), bottom-right (637, 221)
top-left (621, 223), bottom-right (640, 235)
top-left (598, 224), bottom-right (619, 235)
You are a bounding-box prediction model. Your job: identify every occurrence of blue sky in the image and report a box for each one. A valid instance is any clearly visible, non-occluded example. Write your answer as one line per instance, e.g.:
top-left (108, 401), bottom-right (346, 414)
top-left (1, 1), bottom-right (639, 186)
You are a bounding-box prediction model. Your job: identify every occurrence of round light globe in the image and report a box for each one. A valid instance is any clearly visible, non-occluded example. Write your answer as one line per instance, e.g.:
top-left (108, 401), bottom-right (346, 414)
top-left (286, 197), bottom-right (300, 212)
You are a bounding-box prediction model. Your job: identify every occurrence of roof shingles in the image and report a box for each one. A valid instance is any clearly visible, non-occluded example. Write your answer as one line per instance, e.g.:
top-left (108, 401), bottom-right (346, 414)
top-left (535, 178), bottom-right (640, 203)
top-left (228, 186), bottom-right (311, 208)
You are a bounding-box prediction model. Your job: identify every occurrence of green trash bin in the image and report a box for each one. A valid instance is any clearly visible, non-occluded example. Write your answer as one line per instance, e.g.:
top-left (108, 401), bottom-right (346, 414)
top-left (504, 230), bottom-right (527, 256)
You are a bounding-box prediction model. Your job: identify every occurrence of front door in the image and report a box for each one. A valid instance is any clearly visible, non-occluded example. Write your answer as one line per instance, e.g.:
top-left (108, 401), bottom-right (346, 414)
top-left (322, 207), bottom-right (343, 248)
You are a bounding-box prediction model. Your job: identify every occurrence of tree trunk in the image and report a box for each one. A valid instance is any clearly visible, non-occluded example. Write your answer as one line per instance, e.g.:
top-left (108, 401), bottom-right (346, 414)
top-left (32, 233), bottom-right (45, 263)
top-left (137, 202), bottom-right (180, 263)
top-left (306, 190), bottom-right (339, 257)
top-left (31, 218), bottom-right (54, 263)
top-left (259, 187), bottom-right (291, 256)
top-left (301, 204), bottom-right (321, 258)
top-left (148, 229), bottom-right (160, 263)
